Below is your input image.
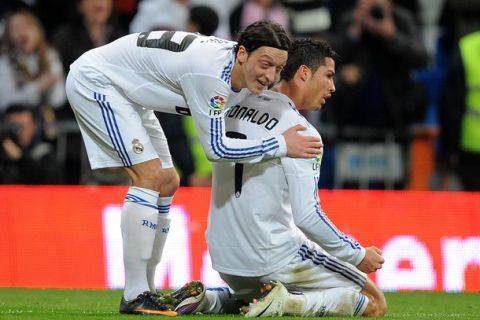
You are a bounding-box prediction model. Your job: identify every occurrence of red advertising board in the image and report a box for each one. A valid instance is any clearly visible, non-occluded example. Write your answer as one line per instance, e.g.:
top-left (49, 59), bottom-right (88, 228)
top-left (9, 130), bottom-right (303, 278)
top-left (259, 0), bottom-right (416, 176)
top-left (0, 186), bottom-right (479, 291)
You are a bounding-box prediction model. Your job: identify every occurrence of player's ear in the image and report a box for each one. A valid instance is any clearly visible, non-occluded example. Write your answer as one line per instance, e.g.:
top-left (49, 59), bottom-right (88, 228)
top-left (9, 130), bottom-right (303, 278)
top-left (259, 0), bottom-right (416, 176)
top-left (298, 65), bottom-right (310, 82)
top-left (236, 45), bottom-right (248, 64)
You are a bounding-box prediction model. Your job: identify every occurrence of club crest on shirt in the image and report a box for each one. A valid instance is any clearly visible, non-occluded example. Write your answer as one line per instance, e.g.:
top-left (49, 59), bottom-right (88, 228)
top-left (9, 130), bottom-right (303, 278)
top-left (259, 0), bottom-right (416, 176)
top-left (132, 139), bottom-right (144, 154)
top-left (209, 95), bottom-right (225, 111)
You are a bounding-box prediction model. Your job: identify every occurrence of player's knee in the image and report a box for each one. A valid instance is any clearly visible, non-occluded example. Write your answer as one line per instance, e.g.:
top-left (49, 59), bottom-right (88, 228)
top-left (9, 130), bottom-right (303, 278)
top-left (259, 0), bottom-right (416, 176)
top-left (363, 294), bottom-right (387, 317)
top-left (148, 167), bottom-right (179, 195)
top-left (136, 166), bottom-right (163, 187)
top-left (128, 161), bottom-right (179, 194)
top-left (377, 299), bottom-right (388, 317)
top-left (370, 301), bottom-right (387, 317)
top-left (159, 168), bottom-right (180, 196)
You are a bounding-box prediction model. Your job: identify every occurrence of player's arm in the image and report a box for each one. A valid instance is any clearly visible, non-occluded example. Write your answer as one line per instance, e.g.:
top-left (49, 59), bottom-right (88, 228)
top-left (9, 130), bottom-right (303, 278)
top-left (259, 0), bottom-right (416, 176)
top-left (181, 74), bottom-right (287, 164)
top-left (281, 154), bottom-right (366, 266)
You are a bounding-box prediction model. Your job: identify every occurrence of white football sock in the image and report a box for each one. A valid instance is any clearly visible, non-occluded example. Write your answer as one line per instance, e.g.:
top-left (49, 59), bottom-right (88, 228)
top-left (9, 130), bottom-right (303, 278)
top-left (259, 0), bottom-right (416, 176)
top-left (283, 291), bottom-right (307, 315)
top-left (303, 288), bottom-right (369, 317)
top-left (121, 187), bottom-right (159, 301)
top-left (202, 287), bottom-right (236, 314)
top-left (146, 196), bottom-right (173, 292)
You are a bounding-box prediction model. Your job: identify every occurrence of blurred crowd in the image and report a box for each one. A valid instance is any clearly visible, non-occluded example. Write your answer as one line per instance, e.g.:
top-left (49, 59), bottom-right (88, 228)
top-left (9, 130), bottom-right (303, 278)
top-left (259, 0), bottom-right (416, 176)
top-left (0, 0), bottom-right (479, 191)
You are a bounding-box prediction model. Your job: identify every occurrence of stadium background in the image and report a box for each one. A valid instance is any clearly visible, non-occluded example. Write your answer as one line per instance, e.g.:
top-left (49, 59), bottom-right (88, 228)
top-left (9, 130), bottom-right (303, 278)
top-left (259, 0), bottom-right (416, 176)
top-left (1, 2), bottom-right (479, 312)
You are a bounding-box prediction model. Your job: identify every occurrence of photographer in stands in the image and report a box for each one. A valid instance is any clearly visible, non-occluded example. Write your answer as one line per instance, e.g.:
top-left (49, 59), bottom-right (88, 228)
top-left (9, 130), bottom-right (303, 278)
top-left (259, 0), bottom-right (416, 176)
top-left (330, 0), bottom-right (428, 133)
top-left (323, 0), bottom-right (428, 189)
top-left (0, 105), bottom-right (63, 184)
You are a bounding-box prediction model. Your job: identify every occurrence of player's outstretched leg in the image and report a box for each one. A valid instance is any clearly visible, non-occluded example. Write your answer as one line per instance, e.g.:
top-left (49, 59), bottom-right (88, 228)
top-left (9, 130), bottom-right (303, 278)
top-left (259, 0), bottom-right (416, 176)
top-left (165, 281), bottom-right (239, 315)
top-left (119, 291), bottom-right (177, 316)
top-left (243, 281), bottom-right (375, 318)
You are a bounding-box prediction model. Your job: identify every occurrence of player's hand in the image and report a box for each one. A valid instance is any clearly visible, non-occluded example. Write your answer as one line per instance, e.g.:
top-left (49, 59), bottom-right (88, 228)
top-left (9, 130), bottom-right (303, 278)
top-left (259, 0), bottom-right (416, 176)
top-left (283, 124), bottom-right (322, 158)
top-left (357, 246), bottom-right (384, 273)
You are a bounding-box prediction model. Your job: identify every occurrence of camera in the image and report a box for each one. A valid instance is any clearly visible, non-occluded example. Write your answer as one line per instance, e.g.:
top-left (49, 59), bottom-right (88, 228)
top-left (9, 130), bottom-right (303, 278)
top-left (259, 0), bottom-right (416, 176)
top-left (0, 123), bottom-right (21, 141)
top-left (370, 5), bottom-right (384, 20)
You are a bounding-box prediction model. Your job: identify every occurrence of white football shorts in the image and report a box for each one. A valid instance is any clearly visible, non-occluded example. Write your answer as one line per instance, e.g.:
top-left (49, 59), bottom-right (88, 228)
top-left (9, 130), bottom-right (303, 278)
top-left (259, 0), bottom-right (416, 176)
top-left (65, 73), bottom-right (173, 170)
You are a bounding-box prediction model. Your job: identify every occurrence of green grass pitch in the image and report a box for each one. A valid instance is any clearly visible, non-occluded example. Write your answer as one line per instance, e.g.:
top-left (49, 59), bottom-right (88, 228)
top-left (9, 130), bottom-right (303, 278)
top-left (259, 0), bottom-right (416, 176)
top-left (0, 288), bottom-right (479, 319)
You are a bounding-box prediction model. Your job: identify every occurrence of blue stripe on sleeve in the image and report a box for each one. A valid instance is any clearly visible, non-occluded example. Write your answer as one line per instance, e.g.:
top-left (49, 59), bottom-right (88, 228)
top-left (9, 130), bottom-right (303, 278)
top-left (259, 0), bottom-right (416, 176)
top-left (313, 181), bottom-right (361, 250)
top-left (209, 117), bottom-right (279, 159)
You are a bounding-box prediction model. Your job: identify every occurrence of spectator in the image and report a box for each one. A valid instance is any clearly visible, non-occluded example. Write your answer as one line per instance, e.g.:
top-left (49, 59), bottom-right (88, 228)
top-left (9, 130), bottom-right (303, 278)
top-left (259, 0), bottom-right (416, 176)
top-left (52, 0), bottom-right (125, 184)
top-left (404, 1), bottom-right (446, 191)
top-left (230, 0), bottom-right (290, 39)
top-left (129, 0), bottom-right (189, 33)
top-left (187, 5), bottom-right (219, 36)
top-left (33, 0), bottom-right (77, 41)
top-left (281, 0), bottom-right (336, 37)
top-left (438, 0), bottom-right (480, 191)
top-left (331, 0), bottom-right (428, 132)
top-left (327, 0), bottom-right (420, 33)
top-left (0, 8), bottom-right (66, 140)
top-left (113, 0), bottom-right (139, 32)
top-left (190, 0), bottom-right (241, 39)
top-left (0, 105), bottom-right (63, 184)
top-left (323, 0), bottom-right (428, 189)
top-left (52, 0), bottom-right (126, 96)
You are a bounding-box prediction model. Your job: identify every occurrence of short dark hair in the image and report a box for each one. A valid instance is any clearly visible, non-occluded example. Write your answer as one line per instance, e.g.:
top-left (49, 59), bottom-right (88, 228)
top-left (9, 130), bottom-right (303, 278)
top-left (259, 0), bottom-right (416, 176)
top-left (189, 5), bottom-right (219, 36)
top-left (234, 20), bottom-right (291, 55)
top-left (280, 39), bottom-right (339, 81)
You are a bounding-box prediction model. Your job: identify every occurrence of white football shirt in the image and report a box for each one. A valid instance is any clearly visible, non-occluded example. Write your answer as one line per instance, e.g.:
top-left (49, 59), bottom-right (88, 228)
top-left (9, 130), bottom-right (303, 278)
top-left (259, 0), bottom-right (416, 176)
top-left (69, 31), bottom-right (286, 163)
top-left (206, 90), bottom-right (365, 276)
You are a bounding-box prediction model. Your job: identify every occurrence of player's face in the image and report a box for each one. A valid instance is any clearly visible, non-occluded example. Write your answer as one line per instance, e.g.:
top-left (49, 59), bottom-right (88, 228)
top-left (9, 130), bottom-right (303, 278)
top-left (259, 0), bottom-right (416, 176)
top-left (303, 57), bottom-right (336, 110)
top-left (236, 46), bottom-right (287, 94)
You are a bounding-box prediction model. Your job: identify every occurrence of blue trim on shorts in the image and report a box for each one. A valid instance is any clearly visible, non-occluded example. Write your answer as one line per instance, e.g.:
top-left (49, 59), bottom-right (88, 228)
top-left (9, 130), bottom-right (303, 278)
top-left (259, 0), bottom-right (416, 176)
top-left (298, 244), bottom-right (366, 288)
top-left (93, 92), bottom-right (132, 166)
